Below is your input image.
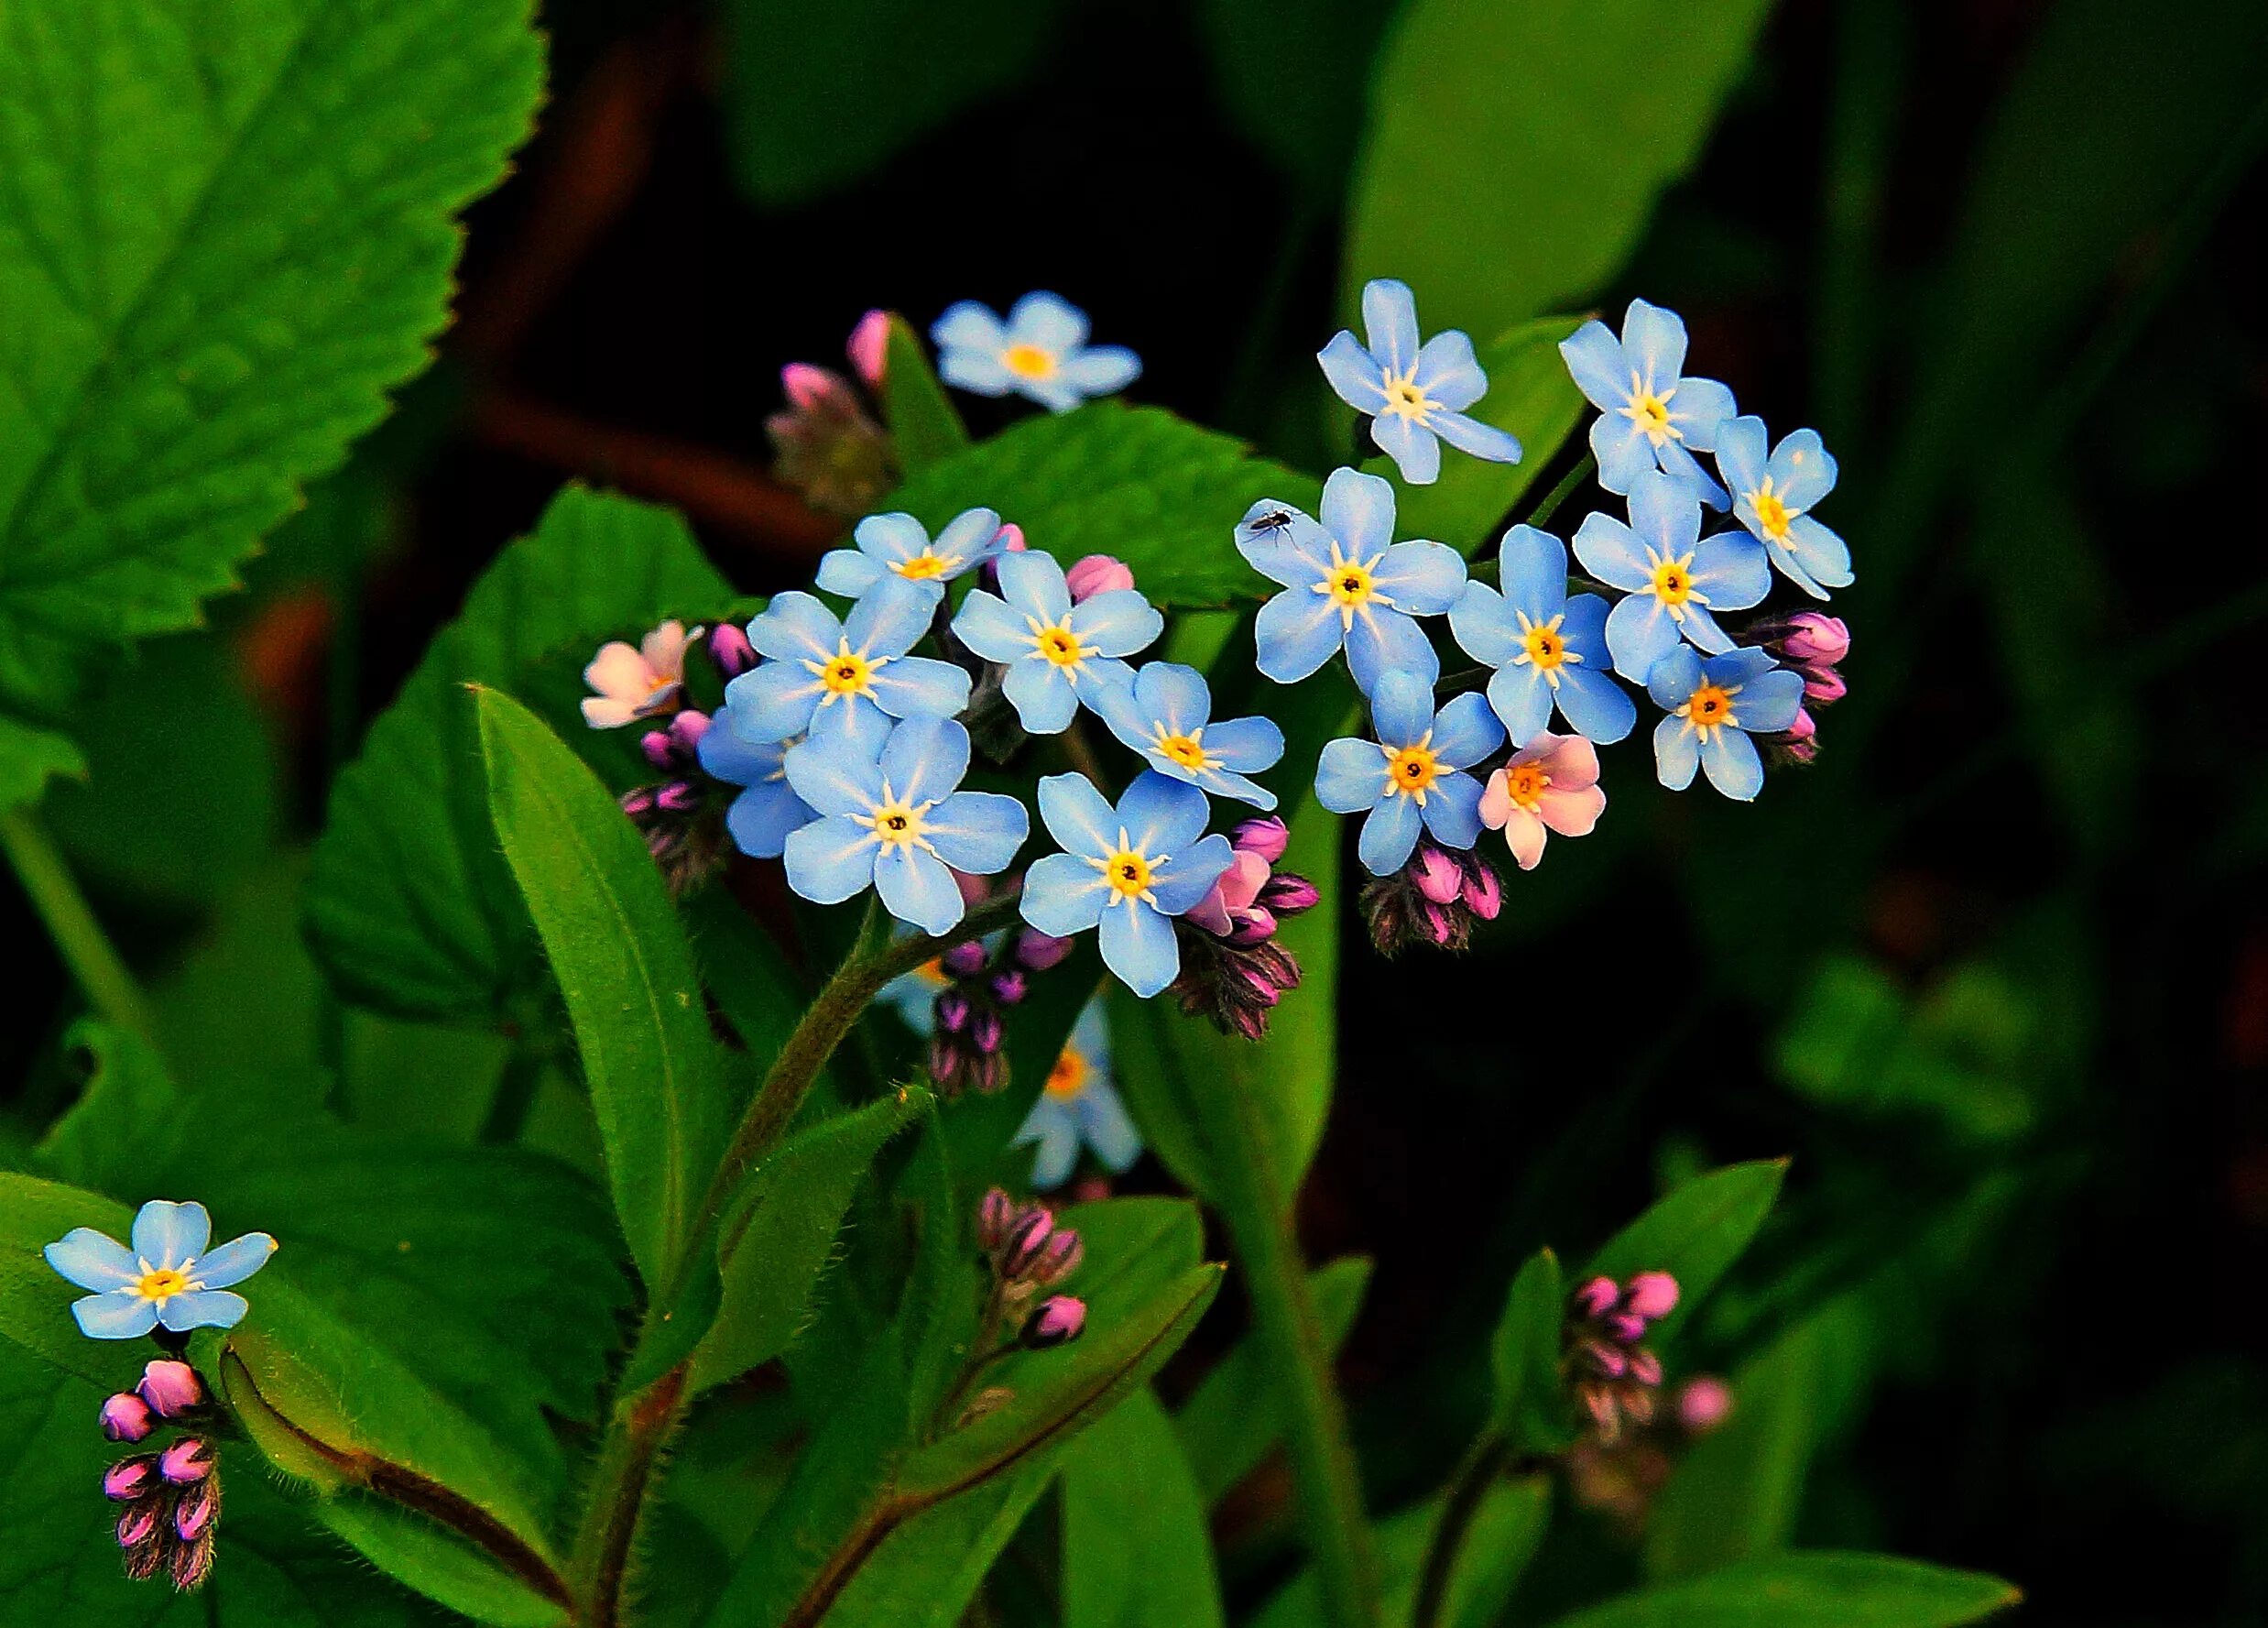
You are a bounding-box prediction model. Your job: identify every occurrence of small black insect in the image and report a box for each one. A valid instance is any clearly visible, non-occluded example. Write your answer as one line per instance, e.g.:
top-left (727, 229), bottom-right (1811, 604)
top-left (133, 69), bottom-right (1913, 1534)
top-left (1246, 508), bottom-right (1296, 536)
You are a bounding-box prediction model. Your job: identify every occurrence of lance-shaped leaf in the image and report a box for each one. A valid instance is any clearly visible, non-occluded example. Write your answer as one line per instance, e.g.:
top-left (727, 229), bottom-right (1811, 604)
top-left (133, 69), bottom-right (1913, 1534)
top-left (1063, 1390), bottom-right (1227, 1628)
top-left (0, 0), bottom-right (543, 709)
top-left (1490, 1247), bottom-right (1576, 1454)
top-left (1583, 1159), bottom-right (1786, 1345)
top-left (878, 312), bottom-right (970, 474)
top-left (1542, 1553), bottom-right (2020, 1628)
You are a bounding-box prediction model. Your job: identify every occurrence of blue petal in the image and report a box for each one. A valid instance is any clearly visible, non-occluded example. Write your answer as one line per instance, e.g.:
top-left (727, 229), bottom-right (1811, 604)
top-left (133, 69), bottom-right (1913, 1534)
top-left (1768, 429), bottom-right (1838, 508)
top-left (1421, 772), bottom-right (1486, 848)
top-left (747, 591), bottom-right (843, 664)
top-left (1699, 727), bottom-right (1765, 801)
top-left (1368, 670), bottom-right (1434, 748)
top-left (807, 693), bottom-right (892, 748)
top-left (1254, 588), bottom-right (1346, 684)
top-left (1487, 664), bottom-right (1552, 748)
top-left (1560, 592), bottom-right (1613, 664)
top-left (783, 733), bottom-right (886, 818)
top-left (1656, 436), bottom-right (1732, 510)
top-left (1067, 588), bottom-right (1164, 658)
top-left (1668, 376), bottom-right (1736, 451)
top-left (1197, 766), bottom-right (1277, 811)
top-left (1135, 662), bottom-right (1211, 735)
top-left (1628, 469), bottom-right (1705, 559)
top-left (1022, 1107), bottom-right (1082, 1190)
top-left (1590, 412), bottom-right (1659, 495)
top-left (868, 655), bottom-right (971, 722)
top-left (855, 512), bottom-right (932, 566)
top-left (1430, 410), bottom-right (1522, 464)
top-left (950, 588), bottom-right (1029, 662)
top-left (1360, 278), bottom-right (1421, 375)
top-left (1783, 515), bottom-right (1854, 594)
top-left (1737, 668), bottom-right (1807, 735)
top-left (1358, 793), bottom-right (1423, 876)
top-left (1371, 540), bottom-right (1467, 615)
top-left (1554, 667), bottom-right (1638, 745)
top-left (1499, 525), bottom-right (1569, 620)
top-left (134, 1201), bottom-right (210, 1271)
top-left (43, 1228), bottom-right (137, 1291)
top-left (698, 717), bottom-right (788, 788)
top-left (723, 661), bottom-right (820, 742)
top-left (1646, 646), bottom-right (1706, 709)
top-left (940, 348), bottom-right (1016, 396)
top-left (1321, 466), bottom-right (1397, 559)
top-left (1150, 833), bottom-right (1235, 916)
top-left (995, 550), bottom-right (1073, 624)
top-left (1449, 580), bottom-right (1520, 667)
top-left (725, 781), bottom-right (813, 859)
top-left (1429, 692), bottom-right (1505, 769)
top-left (1237, 503), bottom-right (1332, 585)
top-left (72, 1293), bottom-right (159, 1339)
top-left (934, 506), bottom-right (1007, 569)
top-left (157, 1289), bottom-right (248, 1333)
top-left (1558, 320), bottom-right (1629, 410)
top-left (1058, 346), bottom-right (1142, 398)
top-left (783, 816), bottom-right (879, 904)
top-left (1412, 329), bottom-right (1486, 410)
top-left (814, 549), bottom-right (884, 597)
top-left (1001, 657), bottom-right (1078, 734)
top-left (192, 1233), bottom-right (277, 1289)
top-left (876, 846), bottom-right (965, 935)
top-left (932, 301), bottom-right (1007, 353)
top-left (1369, 413), bottom-right (1442, 484)
top-left (1202, 715), bottom-right (1282, 773)
top-left (1036, 773), bottom-right (1119, 858)
top-left (1078, 1079), bottom-right (1144, 1171)
top-left (1119, 770), bottom-right (1211, 858)
top-left (1073, 1000), bottom-right (1111, 1063)
top-left (1706, 647), bottom-right (1780, 688)
top-left (1315, 738), bottom-right (1388, 814)
top-left (1345, 606), bottom-right (1439, 696)
top-left (1620, 298), bottom-right (1688, 391)
top-left (1653, 714), bottom-right (1701, 791)
top-left (1715, 414), bottom-right (1769, 500)
top-left (1605, 593), bottom-right (1680, 683)
top-left (1678, 604), bottom-right (1735, 656)
top-left (1021, 852), bottom-right (1108, 936)
top-left (845, 577), bottom-right (938, 659)
top-left (878, 716), bottom-right (968, 805)
top-left (924, 791), bottom-right (1030, 874)
top-left (1007, 290), bottom-right (1090, 352)
top-left (1692, 532), bottom-right (1772, 610)
top-left (1571, 512), bottom-right (1652, 593)
top-left (1098, 899), bottom-right (1181, 998)
top-left (1318, 331), bottom-right (1388, 411)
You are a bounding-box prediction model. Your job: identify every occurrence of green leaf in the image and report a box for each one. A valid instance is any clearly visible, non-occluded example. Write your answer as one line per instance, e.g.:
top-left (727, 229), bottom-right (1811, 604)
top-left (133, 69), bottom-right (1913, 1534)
top-left (317, 1497), bottom-right (570, 1628)
top-left (0, 716), bottom-right (82, 814)
top-left (1585, 1160), bottom-right (1786, 1345)
top-left (1346, 0), bottom-right (1774, 338)
top-left (1196, 0), bottom-right (1392, 200)
top-left (477, 685), bottom-right (732, 1291)
top-left (1364, 316), bottom-right (1589, 553)
top-left (0, 0), bottom-right (542, 708)
top-left (1249, 1480), bottom-right (1551, 1628)
top-left (1063, 1389), bottom-right (1227, 1628)
top-left (818, 1464), bottom-right (1054, 1628)
top-left (879, 313), bottom-right (970, 474)
top-left (719, 0), bottom-right (1063, 207)
top-left (885, 401), bottom-right (1322, 608)
top-left (1542, 1553), bottom-right (2020, 1628)
top-left (1176, 1255), bottom-right (1372, 1506)
top-left (307, 485), bottom-right (733, 1021)
top-left (1490, 1248), bottom-right (1576, 1454)
top-left (689, 1090), bottom-right (924, 1393)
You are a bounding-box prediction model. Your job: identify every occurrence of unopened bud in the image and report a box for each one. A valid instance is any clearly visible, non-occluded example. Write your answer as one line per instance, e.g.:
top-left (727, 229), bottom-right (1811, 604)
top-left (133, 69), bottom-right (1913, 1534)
top-left (175, 1480), bottom-right (220, 1543)
top-left (1677, 1376), bottom-right (1734, 1433)
top-left (100, 1393), bottom-right (153, 1443)
top-left (976, 1187), bottom-right (1018, 1251)
top-left (999, 1208), bottom-right (1054, 1278)
top-left (936, 991), bottom-right (972, 1033)
top-left (1461, 860), bottom-right (1501, 918)
top-left (970, 1009), bottom-right (1004, 1054)
top-left (1031, 1228), bottom-right (1084, 1285)
top-left (116, 1504), bottom-right (161, 1551)
top-left (169, 1529), bottom-right (216, 1591)
top-left (620, 786), bottom-right (658, 819)
top-left (1225, 907), bottom-right (1279, 947)
top-left (996, 522), bottom-right (1027, 554)
top-left (1231, 816), bottom-right (1291, 863)
top-left (1778, 612), bottom-right (1850, 665)
top-left (1257, 873), bottom-right (1319, 914)
top-left (655, 779), bottom-right (703, 814)
top-left (158, 1438), bottom-right (214, 1485)
top-left (781, 361), bottom-right (840, 411)
top-left (1063, 555), bottom-right (1134, 602)
top-left (710, 624), bottom-right (758, 679)
top-left (138, 1360), bottom-right (202, 1419)
top-left (1803, 666), bottom-right (1847, 705)
top-left (847, 310), bottom-right (889, 387)
top-left (1573, 1277), bottom-right (1619, 1320)
top-left (639, 728), bottom-right (677, 770)
top-left (942, 938), bottom-right (990, 978)
top-left (1412, 845), bottom-right (1463, 904)
top-left (1022, 1295), bottom-right (1086, 1349)
top-left (668, 709), bottom-right (712, 755)
top-left (1624, 1272), bottom-right (1679, 1322)
top-left (1604, 1311), bottom-right (1647, 1344)
top-left (103, 1458), bottom-right (156, 1501)
top-left (1015, 929), bottom-right (1074, 970)
top-left (990, 968), bottom-right (1028, 1005)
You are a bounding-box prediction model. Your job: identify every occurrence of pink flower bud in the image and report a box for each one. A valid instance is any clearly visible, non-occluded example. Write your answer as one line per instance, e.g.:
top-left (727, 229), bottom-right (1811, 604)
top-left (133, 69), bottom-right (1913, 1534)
top-left (1412, 846), bottom-right (1463, 904)
top-left (159, 1437), bottom-right (214, 1485)
top-left (138, 1360), bottom-right (202, 1419)
top-left (996, 523), bottom-right (1027, 553)
top-left (1581, 1339), bottom-right (1629, 1379)
top-left (1231, 816), bottom-right (1291, 863)
top-left (1624, 1271), bottom-right (1680, 1322)
top-left (1803, 666), bottom-right (1847, 705)
top-left (169, 1530), bottom-right (216, 1591)
top-left (1417, 899), bottom-right (1459, 945)
top-left (1226, 907), bottom-right (1279, 946)
top-left (1000, 1208), bottom-right (1055, 1278)
top-left (1063, 555), bottom-right (1136, 602)
top-left (991, 968), bottom-right (1028, 1005)
top-left (1258, 873), bottom-right (1319, 914)
top-left (970, 1009), bottom-right (1004, 1054)
top-left (1461, 863), bottom-right (1501, 919)
top-left (640, 728), bottom-right (676, 770)
top-left (174, 1480), bottom-right (219, 1542)
top-left (976, 1187), bottom-right (1017, 1251)
top-left (1783, 707), bottom-right (1818, 743)
top-left (1015, 929), bottom-right (1074, 970)
top-left (709, 623), bottom-right (758, 679)
top-left (1033, 1228), bottom-right (1084, 1285)
top-left (936, 992), bottom-right (972, 1033)
top-left (1604, 1311), bottom-right (1648, 1344)
top-left (116, 1505), bottom-right (160, 1550)
top-left (1780, 612), bottom-right (1850, 665)
top-left (104, 1458), bottom-right (156, 1501)
top-left (620, 786), bottom-right (658, 819)
top-left (1677, 1376), bottom-right (1734, 1432)
top-left (1627, 1349), bottom-right (1663, 1387)
top-left (655, 779), bottom-right (703, 814)
top-left (781, 362), bottom-right (841, 411)
top-left (847, 310), bottom-right (889, 386)
top-left (1573, 1276), bottom-right (1620, 1319)
top-left (668, 709), bottom-right (712, 755)
top-left (942, 938), bottom-right (989, 978)
top-left (100, 1393), bottom-right (153, 1443)
top-left (1023, 1295), bottom-right (1086, 1348)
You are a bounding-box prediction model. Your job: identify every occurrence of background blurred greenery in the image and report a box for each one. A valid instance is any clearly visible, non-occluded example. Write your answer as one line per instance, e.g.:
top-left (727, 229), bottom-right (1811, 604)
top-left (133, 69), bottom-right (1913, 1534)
top-left (6, 0), bottom-right (2266, 1620)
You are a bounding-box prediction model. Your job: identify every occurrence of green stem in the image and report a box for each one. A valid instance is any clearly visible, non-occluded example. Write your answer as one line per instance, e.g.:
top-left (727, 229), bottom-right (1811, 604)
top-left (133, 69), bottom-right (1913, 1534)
top-left (2, 807), bottom-right (154, 1039)
top-left (477, 1039), bottom-right (547, 1145)
top-left (1518, 453), bottom-right (1597, 534)
top-left (1410, 1437), bottom-right (1508, 1628)
top-left (567, 1362), bottom-right (689, 1626)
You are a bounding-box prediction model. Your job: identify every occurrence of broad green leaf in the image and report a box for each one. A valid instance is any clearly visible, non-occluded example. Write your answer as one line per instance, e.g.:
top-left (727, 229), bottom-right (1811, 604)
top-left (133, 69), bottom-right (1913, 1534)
top-left (0, 716), bottom-right (82, 813)
top-left (1346, 0), bottom-right (1774, 338)
top-left (0, 1171), bottom-right (134, 1387)
top-left (690, 1090), bottom-right (925, 1393)
top-left (720, 0), bottom-right (1063, 206)
top-left (879, 313), bottom-right (970, 475)
top-left (0, 0), bottom-right (542, 709)
top-left (318, 1497), bottom-right (569, 1628)
top-left (1196, 0), bottom-right (1392, 200)
top-left (1364, 316), bottom-right (1589, 553)
top-left (1543, 1553), bottom-right (2020, 1628)
top-left (1490, 1248), bottom-right (1576, 1454)
top-left (886, 401), bottom-right (1322, 608)
top-left (818, 1464), bottom-right (1054, 1628)
top-left (1063, 1390), bottom-right (1227, 1628)
top-left (308, 485), bottom-right (733, 1021)
top-left (478, 686), bottom-right (731, 1291)
top-left (1585, 1161), bottom-right (1786, 1345)
top-left (1249, 1480), bottom-right (1551, 1628)
top-left (1177, 1255), bottom-right (1372, 1506)
top-left (688, 889), bottom-right (812, 1064)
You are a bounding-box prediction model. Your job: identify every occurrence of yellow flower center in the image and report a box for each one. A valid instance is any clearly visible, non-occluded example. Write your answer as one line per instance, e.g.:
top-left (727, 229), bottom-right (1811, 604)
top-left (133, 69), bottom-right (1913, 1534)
top-left (859, 789), bottom-right (936, 855)
top-left (1749, 480), bottom-right (1795, 544)
top-left (1031, 621), bottom-right (1090, 669)
top-left (809, 641), bottom-right (878, 697)
top-left (1153, 729), bottom-right (1211, 771)
top-left (1500, 761), bottom-right (1552, 809)
top-left (1313, 538), bottom-right (1392, 627)
top-left (135, 1266), bottom-right (194, 1304)
top-left (894, 551), bottom-right (953, 580)
top-left (1517, 610), bottom-right (1572, 674)
top-left (1681, 683), bottom-right (1738, 735)
top-left (1045, 1046), bottom-right (1089, 1100)
top-left (1002, 343), bottom-right (1057, 380)
top-left (1620, 374), bottom-right (1679, 443)
top-left (1384, 743), bottom-right (1442, 799)
top-left (1101, 847), bottom-right (1157, 901)
top-left (1380, 373), bottom-right (1435, 421)
top-left (1646, 549), bottom-right (1706, 615)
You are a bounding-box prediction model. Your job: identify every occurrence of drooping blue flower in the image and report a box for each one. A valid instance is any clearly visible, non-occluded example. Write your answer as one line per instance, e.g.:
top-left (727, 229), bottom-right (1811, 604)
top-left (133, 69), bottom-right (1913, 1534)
top-left (1317, 279), bottom-right (1523, 486)
top-left (1090, 661), bottom-right (1285, 811)
top-left (1015, 1000), bottom-right (1141, 1190)
top-left (1020, 771), bottom-right (1234, 998)
top-left (781, 716), bottom-right (1029, 935)
top-left (700, 699), bottom-right (889, 860)
top-left (1449, 524), bottom-right (1635, 748)
top-left (1314, 671), bottom-right (1505, 877)
top-left (1574, 470), bottom-right (1771, 683)
top-left (1713, 415), bottom-right (1853, 599)
top-left (727, 581), bottom-right (970, 744)
top-left (932, 292), bottom-right (1141, 413)
top-left (45, 1200), bottom-right (276, 1340)
top-left (951, 551), bottom-right (1162, 734)
top-left (815, 507), bottom-right (1006, 601)
top-left (1238, 467), bottom-right (1466, 694)
top-left (1560, 300), bottom-right (1739, 508)
top-left (1645, 646), bottom-right (1805, 802)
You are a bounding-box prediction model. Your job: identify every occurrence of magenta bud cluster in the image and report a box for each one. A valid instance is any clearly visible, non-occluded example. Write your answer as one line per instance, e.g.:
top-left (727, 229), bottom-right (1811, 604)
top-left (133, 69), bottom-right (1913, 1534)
top-left (1164, 816), bottom-right (1321, 1040)
top-left (100, 1360), bottom-right (222, 1590)
top-left (1568, 1271), bottom-right (1681, 1444)
top-left (1359, 837), bottom-right (1503, 957)
top-left (977, 1187), bottom-right (1085, 1295)
top-left (1748, 612), bottom-right (1850, 765)
top-left (926, 923), bottom-right (1076, 1097)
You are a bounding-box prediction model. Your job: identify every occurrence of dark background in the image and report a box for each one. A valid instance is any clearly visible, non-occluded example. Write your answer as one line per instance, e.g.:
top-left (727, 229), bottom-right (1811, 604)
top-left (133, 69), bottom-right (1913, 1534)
top-left (8, 0), bottom-right (2267, 1620)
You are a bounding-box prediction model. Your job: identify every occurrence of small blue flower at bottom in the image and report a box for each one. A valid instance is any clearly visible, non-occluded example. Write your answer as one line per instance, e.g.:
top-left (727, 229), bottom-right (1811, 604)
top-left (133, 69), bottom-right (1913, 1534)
top-left (1090, 661), bottom-right (1285, 811)
top-left (1020, 771), bottom-right (1234, 998)
top-left (782, 716), bottom-right (1030, 935)
top-left (1317, 278), bottom-right (1522, 486)
top-left (45, 1199), bottom-right (276, 1339)
top-left (1014, 1001), bottom-right (1141, 1190)
top-left (1645, 646), bottom-right (1805, 802)
top-left (1315, 671), bottom-right (1505, 877)
top-left (1449, 524), bottom-right (1635, 748)
top-left (701, 702), bottom-right (889, 859)
top-left (932, 292), bottom-right (1141, 414)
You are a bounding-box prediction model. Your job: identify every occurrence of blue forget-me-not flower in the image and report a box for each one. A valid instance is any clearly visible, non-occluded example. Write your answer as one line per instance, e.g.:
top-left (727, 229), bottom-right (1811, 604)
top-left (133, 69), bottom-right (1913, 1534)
top-left (782, 716), bottom-right (1029, 935)
top-left (1091, 661), bottom-right (1285, 811)
top-left (1318, 279), bottom-right (1523, 485)
top-left (1713, 415), bottom-right (1853, 599)
top-left (1646, 646), bottom-right (1805, 802)
top-left (1449, 524), bottom-right (1636, 748)
top-left (952, 551), bottom-right (1162, 734)
top-left (1575, 470), bottom-right (1771, 683)
top-left (1314, 671), bottom-right (1505, 877)
top-left (1020, 771), bottom-right (1234, 998)
top-left (932, 292), bottom-right (1140, 414)
top-left (45, 1200), bottom-right (276, 1339)
top-left (1238, 468), bottom-right (1466, 694)
top-left (1014, 1000), bottom-right (1141, 1190)
top-left (1560, 300), bottom-right (1738, 508)
top-left (728, 581), bottom-right (971, 744)
top-left (701, 699), bottom-right (889, 859)
top-left (815, 507), bottom-right (1006, 601)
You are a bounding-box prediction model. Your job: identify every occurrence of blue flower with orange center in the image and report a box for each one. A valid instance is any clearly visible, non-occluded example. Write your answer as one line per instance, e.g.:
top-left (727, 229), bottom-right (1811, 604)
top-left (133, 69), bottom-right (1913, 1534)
top-left (1574, 470), bottom-right (1771, 683)
top-left (1645, 646), bottom-right (1805, 802)
top-left (951, 551), bottom-right (1162, 734)
top-left (1449, 523), bottom-right (1635, 748)
top-left (1014, 1001), bottom-right (1141, 1190)
top-left (1318, 279), bottom-right (1523, 485)
top-left (1314, 671), bottom-right (1505, 876)
top-left (727, 581), bottom-right (970, 744)
top-left (700, 703), bottom-right (888, 859)
top-left (45, 1200), bottom-right (276, 1339)
top-left (1714, 415), bottom-right (1853, 599)
top-left (1090, 661), bottom-right (1285, 811)
top-left (1560, 300), bottom-right (1738, 508)
top-left (932, 293), bottom-right (1141, 413)
top-left (815, 507), bottom-right (1007, 602)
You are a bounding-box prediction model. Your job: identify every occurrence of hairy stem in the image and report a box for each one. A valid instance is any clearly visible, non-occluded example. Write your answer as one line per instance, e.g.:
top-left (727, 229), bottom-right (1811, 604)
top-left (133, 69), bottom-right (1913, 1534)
top-left (1410, 1437), bottom-right (1509, 1628)
top-left (569, 1363), bottom-right (689, 1626)
top-left (2, 807), bottom-right (153, 1039)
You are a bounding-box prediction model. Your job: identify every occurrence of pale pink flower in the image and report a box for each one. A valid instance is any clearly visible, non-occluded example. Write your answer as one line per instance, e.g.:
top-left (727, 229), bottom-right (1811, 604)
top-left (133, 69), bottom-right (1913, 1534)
top-left (1478, 731), bottom-right (1605, 870)
top-left (581, 621), bottom-right (693, 729)
top-left (1185, 848), bottom-right (1270, 936)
